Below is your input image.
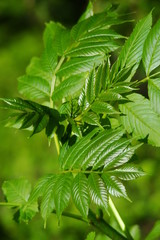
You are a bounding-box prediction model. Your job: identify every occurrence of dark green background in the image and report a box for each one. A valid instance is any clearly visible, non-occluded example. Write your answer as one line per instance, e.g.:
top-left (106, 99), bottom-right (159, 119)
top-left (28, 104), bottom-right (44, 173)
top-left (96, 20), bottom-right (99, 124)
top-left (0, 1), bottom-right (160, 239)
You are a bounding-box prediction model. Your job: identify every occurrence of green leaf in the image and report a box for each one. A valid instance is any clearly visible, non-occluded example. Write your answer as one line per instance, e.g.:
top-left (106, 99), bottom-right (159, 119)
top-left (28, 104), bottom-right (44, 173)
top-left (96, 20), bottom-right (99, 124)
top-left (119, 93), bottom-right (160, 146)
top-left (85, 232), bottom-right (96, 240)
top-left (20, 112), bottom-right (39, 130)
top-left (40, 48), bottom-right (57, 79)
top-left (99, 91), bottom-right (125, 102)
top-left (96, 61), bottom-right (109, 91)
top-left (2, 179), bottom-right (31, 204)
top-left (66, 41), bottom-right (119, 57)
top-left (94, 64), bottom-right (103, 97)
top-left (57, 55), bottom-right (104, 78)
top-left (78, 1), bottom-right (93, 22)
top-left (0, 98), bottom-right (60, 138)
top-left (102, 174), bottom-right (128, 199)
top-left (72, 173), bottom-right (89, 219)
top-left (71, 11), bottom-right (128, 41)
top-left (115, 12), bottom-right (152, 79)
top-left (63, 128), bottom-right (125, 170)
top-left (83, 111), bottom-right (100, 126)
top-left (145, 220), bottom-right (160, 240)
top-left (143, 19), bottom-right (160, 75)
top-left (0, 97), bottom-right (37, 111)
top-left (91, 101), bottom-right (118, 114)
top-left (40, 174), bottom-right (57, 226)
top-left (58, 142), bottom-right (69, 167)
top-left (108, 164), bottom-right (145, 181)
top-left (79, 29), bottom-right (125, 42)
top-left (52, 73), bottom-right (86, 101)
top-left (93, 139), bottom-right (133, 170)
top-left (88, 173), bottom-right (108, 211)
top-left (31, 114), bottom-right (49, 136)
top-left (105, 145), bottom-right (141, 171)
top-left (18, 202), bottom-right (38, 224)
top-left (54, 173), bottom-right (73, 221)
top-left (148, 78), bottom-right (160, 114)
top-left (19, 22), bottom-right (68, 101)
top-left (3, 113), bottom-right (28, 129)
top-left (113, 83), bottom-right (138, 94)
top-left (43, 21), bottom-right (70, 56)
top-left (78, 88), bottom-right (88, 111)
top-left (2, 179), bottom-right (38, 224)
top-left (29, 174), bottom-right (56, 202)
top-left (85, 69), bottom-right (95, 104)
top-left (70, 119), bottom-right (82, 137)
top-left (111, 66), bottom-right (134, 83)
top-left (26, 57), bottom-right (53, 83)
top-left (60, 127), bottom-right (100, 169)
top-left (18, 75), bottom-right (50, 100)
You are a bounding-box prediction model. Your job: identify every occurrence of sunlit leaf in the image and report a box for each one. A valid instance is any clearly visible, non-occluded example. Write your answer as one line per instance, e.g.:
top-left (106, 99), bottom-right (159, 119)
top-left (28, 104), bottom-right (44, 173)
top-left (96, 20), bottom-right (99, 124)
top-left (72, 173), bottom-right (89, 219)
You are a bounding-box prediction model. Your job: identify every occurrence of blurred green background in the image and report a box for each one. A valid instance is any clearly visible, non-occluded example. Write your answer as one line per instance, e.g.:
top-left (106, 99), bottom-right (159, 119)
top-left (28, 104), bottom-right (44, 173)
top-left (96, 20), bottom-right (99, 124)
top-left (0, 0), bottom-right (160, 239)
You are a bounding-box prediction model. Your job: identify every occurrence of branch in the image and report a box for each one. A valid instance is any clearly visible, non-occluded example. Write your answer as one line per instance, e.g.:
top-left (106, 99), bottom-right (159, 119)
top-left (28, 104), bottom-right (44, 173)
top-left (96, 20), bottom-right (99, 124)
top-left (52, 209), bottom-right (127, 240)
top-left (52, 210), bottom-right (88, 223)
top-left (88, 209), bottom-right (127, 240)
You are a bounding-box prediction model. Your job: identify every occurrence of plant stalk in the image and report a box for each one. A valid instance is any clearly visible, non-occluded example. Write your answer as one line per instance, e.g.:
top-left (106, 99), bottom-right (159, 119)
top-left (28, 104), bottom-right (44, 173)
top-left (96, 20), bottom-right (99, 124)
top-left (0, 202), bottom-right (20, 207)
top-left (52, 209), bottom-right (127, 240)
top-left (109, 197), bottom-right (133, 240)
top-left (52, 210), bottom-right (88, 223)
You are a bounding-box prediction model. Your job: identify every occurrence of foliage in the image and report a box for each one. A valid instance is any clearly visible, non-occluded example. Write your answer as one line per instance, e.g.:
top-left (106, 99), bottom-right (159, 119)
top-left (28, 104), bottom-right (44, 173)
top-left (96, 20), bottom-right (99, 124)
top-left (1, 1), bottom-right (160, 239)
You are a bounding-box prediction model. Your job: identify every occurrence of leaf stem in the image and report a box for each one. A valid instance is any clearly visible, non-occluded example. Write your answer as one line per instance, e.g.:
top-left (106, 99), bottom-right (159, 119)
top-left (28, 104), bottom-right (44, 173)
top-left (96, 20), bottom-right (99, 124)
top-left (52, 210), bottom-right (88, 223)
top-left (109, 197), bottom-right (133, 240)
top-left (53, 128), bottom-right (129, 239)
top-left (54, 134), bottom-right (60, 155)
top-left (0, 202), bottom-right (20, 207)
top-left (138, 71), bottom-right (160, 86)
